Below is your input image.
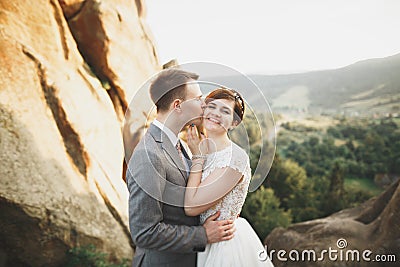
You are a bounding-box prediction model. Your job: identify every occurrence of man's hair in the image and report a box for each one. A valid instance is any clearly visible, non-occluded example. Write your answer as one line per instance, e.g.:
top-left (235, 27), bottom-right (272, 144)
top-left (149, 68), bottom-right (199, 113)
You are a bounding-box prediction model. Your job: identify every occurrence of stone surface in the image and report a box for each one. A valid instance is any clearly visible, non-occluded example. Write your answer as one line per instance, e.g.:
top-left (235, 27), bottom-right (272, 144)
top-left (58, 0), bottom-right (85, 18)
top-left (65, 0), bottom-right (160, 120)
top-left (0, 0), bottom-right (160, 265)
top-left (265, 180), bottom-right (400, 266)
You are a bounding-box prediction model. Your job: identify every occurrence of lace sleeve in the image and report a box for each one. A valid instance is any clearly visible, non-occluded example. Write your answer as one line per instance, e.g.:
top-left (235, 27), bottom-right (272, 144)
top-left (203, 143), bottom-right (249, 177)
top-left (228, 146), bottom-right (249, 175)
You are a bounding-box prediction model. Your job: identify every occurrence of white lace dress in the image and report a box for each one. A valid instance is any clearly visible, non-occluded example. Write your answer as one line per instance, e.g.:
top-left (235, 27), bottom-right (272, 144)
top-left (197, 141), bottom-right (274, 267)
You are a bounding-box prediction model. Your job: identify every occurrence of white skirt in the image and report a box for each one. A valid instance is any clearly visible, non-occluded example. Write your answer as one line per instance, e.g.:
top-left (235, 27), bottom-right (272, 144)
top-left (197, 217), bottom-right (274, 267)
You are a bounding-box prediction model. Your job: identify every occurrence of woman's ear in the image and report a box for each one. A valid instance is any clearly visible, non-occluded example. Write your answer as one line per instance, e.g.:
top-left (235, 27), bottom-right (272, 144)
top-left (229, 120), bottom-right (239, 130)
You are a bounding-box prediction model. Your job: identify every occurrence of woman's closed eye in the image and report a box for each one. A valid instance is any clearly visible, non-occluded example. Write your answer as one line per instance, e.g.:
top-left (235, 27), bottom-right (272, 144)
top-left (206, 102), bottom-right (232, 116)
top-left (206, 104), bottom-right (216, 109)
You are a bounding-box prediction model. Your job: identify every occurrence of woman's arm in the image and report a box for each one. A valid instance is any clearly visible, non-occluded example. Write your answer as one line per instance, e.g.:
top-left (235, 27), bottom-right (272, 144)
top-left (184, 126), bottom-right (243, 216)
top-left (184, 164), bottom-right (243, 216)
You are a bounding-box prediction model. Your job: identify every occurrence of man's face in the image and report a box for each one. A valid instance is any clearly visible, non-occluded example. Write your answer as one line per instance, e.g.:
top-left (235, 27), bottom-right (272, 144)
top-left (180, 81), bottom-right (204, 126)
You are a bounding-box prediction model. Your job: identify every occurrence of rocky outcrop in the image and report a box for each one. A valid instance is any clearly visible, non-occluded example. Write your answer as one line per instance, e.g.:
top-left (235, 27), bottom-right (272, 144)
top-left (64, 0), bottom-right (160, 120)
top-left (0, 0), bottom-right (159, 266)
top-left (265, 180), bottom-right (400, 266)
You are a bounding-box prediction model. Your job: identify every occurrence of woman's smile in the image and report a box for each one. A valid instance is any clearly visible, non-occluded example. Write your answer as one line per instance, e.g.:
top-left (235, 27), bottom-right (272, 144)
top-left (206, 117), bottom-right (221, 125)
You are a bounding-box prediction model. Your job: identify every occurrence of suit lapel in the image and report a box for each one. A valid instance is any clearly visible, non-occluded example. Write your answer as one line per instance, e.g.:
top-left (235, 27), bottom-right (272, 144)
top-left (180, 143), bottom-right (191, 165)
top-left (149, 124), bottom-right (188, 183)
top-left (180, 143), bottom-right (192, 181)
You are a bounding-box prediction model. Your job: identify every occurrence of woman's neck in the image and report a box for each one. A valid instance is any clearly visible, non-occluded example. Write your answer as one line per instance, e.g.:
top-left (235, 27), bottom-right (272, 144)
top-left (206, 132), bottom-right (231, 151)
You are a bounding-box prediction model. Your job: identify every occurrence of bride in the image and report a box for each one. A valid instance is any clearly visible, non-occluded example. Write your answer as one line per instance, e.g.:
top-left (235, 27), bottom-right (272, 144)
top-left (184, 87), bottom-right (274, 266)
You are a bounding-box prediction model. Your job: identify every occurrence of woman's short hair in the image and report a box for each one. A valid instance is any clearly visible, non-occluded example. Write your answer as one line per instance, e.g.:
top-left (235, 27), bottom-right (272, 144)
top-left (205, 87), bottom-right (245, 124)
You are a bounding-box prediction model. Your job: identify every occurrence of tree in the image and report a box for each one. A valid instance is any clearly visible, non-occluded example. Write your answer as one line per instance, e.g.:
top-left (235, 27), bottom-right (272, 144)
top-left (322, 161), bottom-right (346, 215)
top-left (241, 186), bottom-right (292, 239)
top-left (265, 155), bottom-right (320, 222)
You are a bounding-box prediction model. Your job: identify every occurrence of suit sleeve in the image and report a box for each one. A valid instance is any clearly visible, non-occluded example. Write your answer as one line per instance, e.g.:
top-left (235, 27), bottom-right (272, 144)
top-left (126, 148), bottom-right (207, 253)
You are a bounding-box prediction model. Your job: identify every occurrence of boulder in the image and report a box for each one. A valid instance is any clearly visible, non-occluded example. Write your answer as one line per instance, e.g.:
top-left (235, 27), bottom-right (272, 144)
top-left (265, 180), bottom-right (400, 266)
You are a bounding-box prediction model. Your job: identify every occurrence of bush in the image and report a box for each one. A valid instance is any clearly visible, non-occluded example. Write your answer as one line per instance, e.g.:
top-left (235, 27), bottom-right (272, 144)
top-left (345, 186), bottom-right (375, 207)
top-left (241, 186), bottom-right (292, 239)
top-left (65, 244), bottom-right (130, 267)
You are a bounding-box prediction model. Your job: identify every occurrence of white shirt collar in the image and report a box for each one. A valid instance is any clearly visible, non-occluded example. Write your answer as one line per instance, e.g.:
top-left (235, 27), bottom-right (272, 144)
top-left (152, 119), bottom-right (179, 146)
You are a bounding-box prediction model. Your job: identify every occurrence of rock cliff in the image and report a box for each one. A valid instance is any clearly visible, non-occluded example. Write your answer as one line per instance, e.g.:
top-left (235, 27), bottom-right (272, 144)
top-left (0, 0), bottom-right (159, 265)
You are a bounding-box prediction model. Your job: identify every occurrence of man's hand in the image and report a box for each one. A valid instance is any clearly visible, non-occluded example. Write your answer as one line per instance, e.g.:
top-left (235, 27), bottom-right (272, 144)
top-left (203, 211), bottom-right (236, 243)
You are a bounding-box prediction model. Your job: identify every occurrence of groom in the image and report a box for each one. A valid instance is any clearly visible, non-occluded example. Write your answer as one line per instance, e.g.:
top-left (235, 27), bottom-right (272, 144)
top-left (126, 68), bottom-right (235, 267)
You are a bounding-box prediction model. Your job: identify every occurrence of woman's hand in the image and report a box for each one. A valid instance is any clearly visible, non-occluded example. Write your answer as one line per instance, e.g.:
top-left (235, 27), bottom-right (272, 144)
top-left (187, 125), bottom-right (208, 155)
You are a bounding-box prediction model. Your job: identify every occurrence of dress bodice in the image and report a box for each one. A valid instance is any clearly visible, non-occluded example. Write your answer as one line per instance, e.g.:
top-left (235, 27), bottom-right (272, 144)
top-left (199, 142), bottom-right (252, 224)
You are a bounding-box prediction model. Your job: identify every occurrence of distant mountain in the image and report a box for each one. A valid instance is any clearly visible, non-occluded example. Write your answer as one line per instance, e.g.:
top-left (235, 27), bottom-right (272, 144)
top-left (203, 53), bottom-right (400, 115)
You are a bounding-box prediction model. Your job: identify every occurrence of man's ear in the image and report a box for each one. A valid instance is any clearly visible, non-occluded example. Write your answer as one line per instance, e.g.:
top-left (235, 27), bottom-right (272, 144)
top-left (172, 99), bottom-right (182, 111)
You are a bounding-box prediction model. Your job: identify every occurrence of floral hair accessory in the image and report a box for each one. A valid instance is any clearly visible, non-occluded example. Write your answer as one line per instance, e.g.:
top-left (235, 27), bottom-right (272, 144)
top-left (232, 91), bottom-right (244, 113)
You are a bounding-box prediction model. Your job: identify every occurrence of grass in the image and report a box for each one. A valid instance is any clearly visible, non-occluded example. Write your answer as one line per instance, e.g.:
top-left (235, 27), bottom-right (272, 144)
top-left (344, 177), bottom-right (383, 196)
top-left (334, 139), bottom-right (346, 146)
top-left (272, 85), bottom-right (310, 110)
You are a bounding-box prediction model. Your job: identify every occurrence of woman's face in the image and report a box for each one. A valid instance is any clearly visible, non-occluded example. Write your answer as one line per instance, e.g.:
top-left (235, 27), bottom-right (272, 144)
top-left (203, 98), bottom-right (236, 133)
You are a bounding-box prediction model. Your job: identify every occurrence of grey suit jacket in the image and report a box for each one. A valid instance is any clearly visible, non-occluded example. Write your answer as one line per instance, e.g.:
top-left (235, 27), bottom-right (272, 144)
top-left (126, 124), bottom-right (207, 267)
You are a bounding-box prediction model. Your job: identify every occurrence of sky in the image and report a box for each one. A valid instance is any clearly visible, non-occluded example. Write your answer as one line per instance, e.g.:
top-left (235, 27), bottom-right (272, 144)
top-left (145, 0), bottom-right (400, 75)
